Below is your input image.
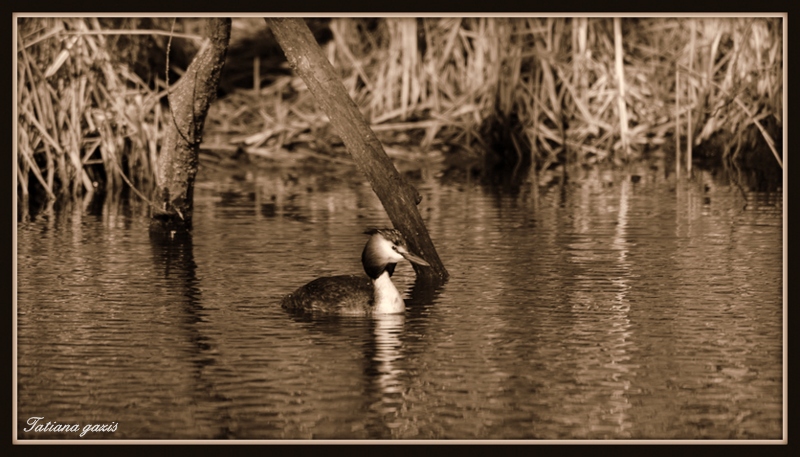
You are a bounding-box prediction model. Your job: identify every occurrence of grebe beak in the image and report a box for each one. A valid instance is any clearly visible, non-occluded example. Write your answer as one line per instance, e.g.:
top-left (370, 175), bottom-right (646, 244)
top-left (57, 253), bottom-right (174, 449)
top-left (397, 246), bottom-right (430, 267)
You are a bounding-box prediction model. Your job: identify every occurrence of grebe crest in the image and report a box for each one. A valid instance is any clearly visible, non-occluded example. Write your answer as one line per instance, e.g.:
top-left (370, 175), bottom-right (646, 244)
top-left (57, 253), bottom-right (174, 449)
top-left (281, 228), bottom-right (430, 315)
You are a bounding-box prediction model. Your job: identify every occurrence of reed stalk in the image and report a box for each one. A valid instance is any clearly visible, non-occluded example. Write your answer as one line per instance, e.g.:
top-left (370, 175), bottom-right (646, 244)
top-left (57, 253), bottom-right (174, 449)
top-left (675, 69), bottom-right (681, 178)
top-left (687, 19), bottom-right (696, 175)
top-left (613, 18), bottom-right (629, 156)
top-left (16, 17), bottom-right (172, 202)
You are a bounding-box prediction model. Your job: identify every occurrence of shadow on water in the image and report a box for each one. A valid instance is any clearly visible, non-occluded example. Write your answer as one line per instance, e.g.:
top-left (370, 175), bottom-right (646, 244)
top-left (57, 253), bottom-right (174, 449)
top-left (405, 275), bottom-right (446, 315)
top-left (280, 272), bottom-right (444, 439)
top-left (279, 310), bottom-right (404, 438)
top-left (147, 230), bottom-right (237, 439)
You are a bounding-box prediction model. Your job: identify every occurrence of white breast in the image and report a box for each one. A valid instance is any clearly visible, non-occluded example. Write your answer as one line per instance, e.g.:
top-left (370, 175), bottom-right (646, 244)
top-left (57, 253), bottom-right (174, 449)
top-left (371, 271), bottom-right (405, 314)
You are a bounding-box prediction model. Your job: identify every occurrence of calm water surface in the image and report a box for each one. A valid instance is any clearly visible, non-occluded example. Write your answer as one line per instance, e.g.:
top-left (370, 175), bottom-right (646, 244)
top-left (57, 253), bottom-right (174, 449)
top-left (16, 160), bottom-right (784, 440)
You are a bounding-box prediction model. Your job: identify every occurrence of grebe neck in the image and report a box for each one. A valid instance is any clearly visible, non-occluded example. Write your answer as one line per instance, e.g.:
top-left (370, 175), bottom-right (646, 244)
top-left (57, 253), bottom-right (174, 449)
top-left (372, 270), bottom-right (405, 314)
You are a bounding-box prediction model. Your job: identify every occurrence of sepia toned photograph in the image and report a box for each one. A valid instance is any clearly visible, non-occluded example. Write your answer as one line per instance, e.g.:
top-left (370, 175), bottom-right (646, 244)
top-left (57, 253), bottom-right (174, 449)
top-left (14, 13), bottom-right (785, 443)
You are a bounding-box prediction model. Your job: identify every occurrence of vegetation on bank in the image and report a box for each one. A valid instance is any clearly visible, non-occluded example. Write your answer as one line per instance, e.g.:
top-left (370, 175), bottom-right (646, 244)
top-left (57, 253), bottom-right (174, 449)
top-left (16, 16), bottom-right (783, 202)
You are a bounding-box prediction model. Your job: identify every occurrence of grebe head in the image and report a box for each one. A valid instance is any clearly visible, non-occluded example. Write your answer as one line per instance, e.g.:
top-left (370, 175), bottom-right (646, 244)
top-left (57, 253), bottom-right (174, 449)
top-left (281, 228), bottom-right (432, 315)
top-left (361, 228), bottom-right (430, 279)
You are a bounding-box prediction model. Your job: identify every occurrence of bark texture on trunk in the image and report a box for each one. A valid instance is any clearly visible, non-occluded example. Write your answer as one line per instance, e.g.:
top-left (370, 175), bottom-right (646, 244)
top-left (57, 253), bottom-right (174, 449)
top-left (266, 18), bottom-right (448, 282)
top-left (152, 18), bottom-right (231, 232)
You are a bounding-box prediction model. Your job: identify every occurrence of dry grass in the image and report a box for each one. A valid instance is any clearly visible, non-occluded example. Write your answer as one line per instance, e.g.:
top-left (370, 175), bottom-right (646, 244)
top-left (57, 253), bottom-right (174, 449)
top-left (15, 17), bottom-right (193, 200)
top-left (318, 17), bottom-right (782, 169)
top-left (17, 17), bottom-right (783, 202)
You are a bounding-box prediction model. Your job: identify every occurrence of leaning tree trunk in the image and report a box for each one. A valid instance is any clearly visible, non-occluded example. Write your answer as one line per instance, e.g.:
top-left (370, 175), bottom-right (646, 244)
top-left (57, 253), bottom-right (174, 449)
top-left (265, 18), bottom-right (448, 282)
top-left (151, 18), bottom-right (231, 233)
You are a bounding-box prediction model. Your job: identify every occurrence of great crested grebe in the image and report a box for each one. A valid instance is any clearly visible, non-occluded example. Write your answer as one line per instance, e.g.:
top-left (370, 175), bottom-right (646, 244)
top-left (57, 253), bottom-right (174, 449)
top-left (281, 228), bottom-right (430, 315)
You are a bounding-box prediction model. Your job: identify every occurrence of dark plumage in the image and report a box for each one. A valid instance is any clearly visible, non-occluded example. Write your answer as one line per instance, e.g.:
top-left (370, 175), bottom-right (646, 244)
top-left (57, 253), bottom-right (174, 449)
top-left (281, 228), bottom-right (430, 315)
top-left (281, 274), bottom-right (374, 314)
